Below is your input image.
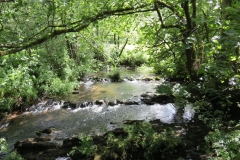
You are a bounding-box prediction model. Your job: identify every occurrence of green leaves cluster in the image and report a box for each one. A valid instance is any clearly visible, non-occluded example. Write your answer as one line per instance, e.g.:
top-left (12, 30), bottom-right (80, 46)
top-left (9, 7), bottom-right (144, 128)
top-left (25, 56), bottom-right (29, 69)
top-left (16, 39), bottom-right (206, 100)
top-left (0, 138), bottom-right (25, 160)
top-left (0, 0), bottom-right (153, 56)
top-left (69, 123), bottom-right (183, 160)
top-left (102, 123), bottom-right (182, 160)
top-left (205, 127), bottom-right (240, 160)
top-left (69, 135), bottom-right (96, 157)
top-left (0, 35), bottom-right (84, 111)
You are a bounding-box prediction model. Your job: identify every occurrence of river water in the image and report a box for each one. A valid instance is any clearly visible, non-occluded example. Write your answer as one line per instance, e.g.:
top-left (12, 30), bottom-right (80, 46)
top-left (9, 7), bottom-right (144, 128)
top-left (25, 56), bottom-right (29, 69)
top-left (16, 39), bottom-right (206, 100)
top-left (0, 68), bottom-right (195, 148)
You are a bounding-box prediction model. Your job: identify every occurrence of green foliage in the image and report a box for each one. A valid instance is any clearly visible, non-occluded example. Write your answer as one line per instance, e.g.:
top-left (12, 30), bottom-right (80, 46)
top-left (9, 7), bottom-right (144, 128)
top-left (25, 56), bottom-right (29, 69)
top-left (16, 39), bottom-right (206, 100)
top-left (0, 53), bottom-right (38, 111)
top-left (157, 82), bottom-right (191, 107)
top-left (205, 128), bottom-right (240, 160)
top-left (102, 122), bottom-right (183, 160)
top-left (69, 135), bottom-right (96, 157)
top-left (0, 36), bottom-right (84, 111)
top-left (119, 49), bottom-right (149, 67)
top-left (0, 138), bottom-right (25, 160)
top-left (0, 138), bottom-right (7, 152)
top-left (149, 50), bottom-right (188, 80)
top-left (136, 64), bottom-right (154, 75)
top-left (157, 82), bottom-right (173, 96)
top-left (69, 123), bottom-right (183, 159)
top-left (3, 152), bottom-right (25, 160)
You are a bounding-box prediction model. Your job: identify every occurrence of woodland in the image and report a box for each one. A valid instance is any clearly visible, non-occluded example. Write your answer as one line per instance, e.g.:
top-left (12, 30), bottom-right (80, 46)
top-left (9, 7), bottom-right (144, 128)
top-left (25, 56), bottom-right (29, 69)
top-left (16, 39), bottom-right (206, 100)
top-left (0, 0), bottom-right (240, 159)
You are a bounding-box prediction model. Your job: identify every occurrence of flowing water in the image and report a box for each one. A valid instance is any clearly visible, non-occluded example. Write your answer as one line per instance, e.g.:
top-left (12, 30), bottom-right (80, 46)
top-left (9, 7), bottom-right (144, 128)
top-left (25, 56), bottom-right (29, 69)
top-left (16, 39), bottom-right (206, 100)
top-left (0, 68), bottom-right (195, 148)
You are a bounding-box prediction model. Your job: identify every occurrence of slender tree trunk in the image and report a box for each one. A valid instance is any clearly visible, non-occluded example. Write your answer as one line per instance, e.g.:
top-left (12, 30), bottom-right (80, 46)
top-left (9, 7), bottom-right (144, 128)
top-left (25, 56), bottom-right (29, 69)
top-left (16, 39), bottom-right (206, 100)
top-left (185, 43), bottom-right (199, 81)
top-left (181, 0), bottom-right (199, 81)
top-left (118, 38), bottom-right (128, 57)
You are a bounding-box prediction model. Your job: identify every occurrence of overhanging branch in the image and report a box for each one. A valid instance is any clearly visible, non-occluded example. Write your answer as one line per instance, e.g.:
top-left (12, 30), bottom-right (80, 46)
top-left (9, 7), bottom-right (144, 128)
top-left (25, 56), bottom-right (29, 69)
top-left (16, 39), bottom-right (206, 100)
top-left (154, 0), bottom-right (183, 29)
top-left (0, 0), bottom-right (14, 2)
top-left (0, 3), bottom-right (153, 56)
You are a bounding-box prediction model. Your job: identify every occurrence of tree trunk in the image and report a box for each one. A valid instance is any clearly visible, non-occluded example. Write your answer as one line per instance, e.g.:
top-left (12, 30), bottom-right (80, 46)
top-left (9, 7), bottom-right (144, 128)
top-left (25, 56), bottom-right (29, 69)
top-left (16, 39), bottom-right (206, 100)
top-left (181, 0), bottom-right (199, 81)
top-left (185, 43), bottom-right (199, 81)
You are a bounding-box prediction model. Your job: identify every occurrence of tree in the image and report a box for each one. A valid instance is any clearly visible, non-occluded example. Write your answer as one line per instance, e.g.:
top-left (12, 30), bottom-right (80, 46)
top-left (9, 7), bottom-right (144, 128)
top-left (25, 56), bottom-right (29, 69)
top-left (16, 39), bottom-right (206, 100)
top-left (0, 0), bottom-right (153, 56)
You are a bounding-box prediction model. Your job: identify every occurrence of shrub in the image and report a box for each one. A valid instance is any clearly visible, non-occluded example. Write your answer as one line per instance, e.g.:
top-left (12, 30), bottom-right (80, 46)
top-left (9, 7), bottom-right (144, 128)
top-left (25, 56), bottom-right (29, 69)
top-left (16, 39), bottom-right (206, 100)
top-left (103, 123), bottom-right (183, 159)
top-left (120, 50), bottom-right (149, 67)
top-left (0, 138), bottom-right (25, 160)
top-left (205, 128), bottom-right (240, 160)
top-left (69, 135), bottom-right (96, 157)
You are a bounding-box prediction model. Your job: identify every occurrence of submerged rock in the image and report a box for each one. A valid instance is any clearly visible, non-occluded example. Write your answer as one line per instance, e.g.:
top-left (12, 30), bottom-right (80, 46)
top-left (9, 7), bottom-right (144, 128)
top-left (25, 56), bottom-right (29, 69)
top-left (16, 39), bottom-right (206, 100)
top-left (95, 100), bottom-right (105, 106)
top-left (62, 137), bottom-right (81, 148)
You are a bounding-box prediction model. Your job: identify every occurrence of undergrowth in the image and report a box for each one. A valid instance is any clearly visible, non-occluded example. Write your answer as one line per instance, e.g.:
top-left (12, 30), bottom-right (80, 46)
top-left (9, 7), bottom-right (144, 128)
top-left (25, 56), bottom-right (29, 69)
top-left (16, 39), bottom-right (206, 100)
top-left (70, 122), bottom-right (184, 160)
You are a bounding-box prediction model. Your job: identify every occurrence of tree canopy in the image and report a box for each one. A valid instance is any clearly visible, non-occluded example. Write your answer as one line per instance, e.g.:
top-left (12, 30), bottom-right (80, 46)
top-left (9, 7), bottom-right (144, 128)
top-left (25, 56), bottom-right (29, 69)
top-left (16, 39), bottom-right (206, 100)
top-left (1, 0), bottom-right (240, 159)
top-left (0, 0), bottom-right (154, 56)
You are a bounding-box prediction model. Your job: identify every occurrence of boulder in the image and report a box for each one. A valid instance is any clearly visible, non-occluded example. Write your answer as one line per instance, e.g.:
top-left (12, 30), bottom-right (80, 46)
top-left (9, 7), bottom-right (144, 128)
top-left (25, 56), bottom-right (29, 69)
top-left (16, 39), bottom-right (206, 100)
top-left (123, 100), bottom-right (140, 105)
top-left (14, 129), bottom-right (80, 160)
top-left (62, 137), bottom-right (81, 148)
top-left (62, 102), bottom-right (77, 109)
top-left (15, 138), bottom-right (60, 153)
top-left (95, 100), bottom-right (105, 106)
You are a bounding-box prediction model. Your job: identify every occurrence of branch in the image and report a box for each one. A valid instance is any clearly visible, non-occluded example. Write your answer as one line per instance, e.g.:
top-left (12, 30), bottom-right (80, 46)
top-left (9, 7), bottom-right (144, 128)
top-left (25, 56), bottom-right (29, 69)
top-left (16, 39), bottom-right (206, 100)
top-left (191, 0), bottom-right (197, 28)
top-left (182, 1), bottom-right (192, 30)
top-left (119, 38), bottom-right (129, 57)
top-left (0, 22), bottom-right (3, 32)
top-left (154, 1), bottom-right (164, 25)
top-left (0, 24), bottom-right (89, 56)
top-left (113, 9), bottom-right (154, 15)
top-left (0, 3), bottom-right (4, 32)
top-left (154, 0), bottom-right (182, 29)
top-left (154, 0), bottom-right (184, 20)
top-left (201, 9), bottom-right (209, 41)
top-left (0, 3), bottom-right (152, 56)
top-left (0, 0), bottom-right (14, 2)
top-left (78, 32), bottom-right (104, 57)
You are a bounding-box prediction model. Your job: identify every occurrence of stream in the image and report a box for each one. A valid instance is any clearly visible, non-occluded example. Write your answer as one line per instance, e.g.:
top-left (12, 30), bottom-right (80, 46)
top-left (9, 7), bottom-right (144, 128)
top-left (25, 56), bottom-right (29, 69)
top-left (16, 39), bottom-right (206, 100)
top-left (0, 68), bottom-right (195, 149)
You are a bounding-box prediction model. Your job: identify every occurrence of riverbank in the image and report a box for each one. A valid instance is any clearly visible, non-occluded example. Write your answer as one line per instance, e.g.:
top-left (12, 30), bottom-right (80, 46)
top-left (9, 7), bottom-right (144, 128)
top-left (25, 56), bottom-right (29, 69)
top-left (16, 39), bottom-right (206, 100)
top-left (13, 117), bottom-right (211, 160)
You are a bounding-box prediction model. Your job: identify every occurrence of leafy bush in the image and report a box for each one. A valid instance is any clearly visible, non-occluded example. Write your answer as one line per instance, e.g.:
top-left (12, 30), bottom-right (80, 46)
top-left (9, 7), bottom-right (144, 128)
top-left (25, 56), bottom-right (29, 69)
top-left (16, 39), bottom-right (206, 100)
top-left (205, 128), bottom-right (240, 160)
top-left (102, 122), bottom-right (183, 160)
top-left (0, 37), bottom-right (81, 112)
top-left (0, 138), bottom-right (25, 160)
top-left (69, 135), bottom-right (96, 157)
top-left (69, 123), bottom-right (183, 159)
top-left (157, 82), bottom-right (191, 107)
top-left (120, 50), bottom-right (149, 67)
top-left (161, 61), bottom-right (188, 80)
